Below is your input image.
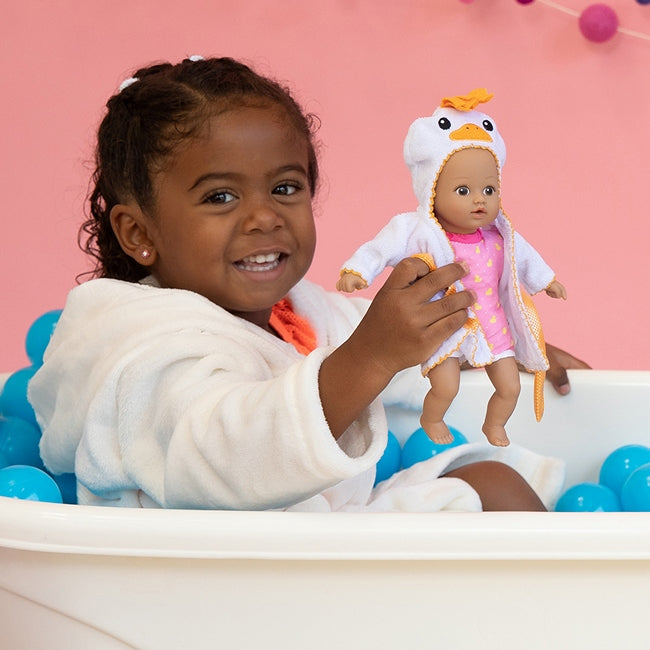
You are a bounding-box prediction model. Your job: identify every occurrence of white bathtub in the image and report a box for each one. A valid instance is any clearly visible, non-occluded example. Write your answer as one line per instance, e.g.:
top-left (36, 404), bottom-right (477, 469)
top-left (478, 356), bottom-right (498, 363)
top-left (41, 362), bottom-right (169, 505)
top-left (2, 370), bottom-right (650, 649)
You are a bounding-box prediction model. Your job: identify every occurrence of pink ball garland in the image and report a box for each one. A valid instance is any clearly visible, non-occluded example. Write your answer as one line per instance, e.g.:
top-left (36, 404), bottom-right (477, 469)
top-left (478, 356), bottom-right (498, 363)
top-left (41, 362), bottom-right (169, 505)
top-left (579, 3), bottom-right (619, 43)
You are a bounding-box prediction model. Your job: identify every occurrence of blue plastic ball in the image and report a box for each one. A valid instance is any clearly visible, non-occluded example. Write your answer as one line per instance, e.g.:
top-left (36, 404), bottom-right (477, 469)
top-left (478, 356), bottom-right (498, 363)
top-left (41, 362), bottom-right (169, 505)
top-left (401, 426), bottom-right (468, 469)
top-left (599, 444), bottom-right (650, 497)
top-left (25, 310), bottom-right (62, 367)
top-left (0, 465), bottom-right (62, 503)
top-left (374, 431), bottom-right (402, 485)
top-left (0, 416), bottom-right (43, 468)
top-left (555, 482), bottom-right (620, 512)
top-left (620, 463), bottom-right (650, 512)
top-left (0, 366), bottom-right (39, 426)
top-left (51, 472), bottom-right (78, 505)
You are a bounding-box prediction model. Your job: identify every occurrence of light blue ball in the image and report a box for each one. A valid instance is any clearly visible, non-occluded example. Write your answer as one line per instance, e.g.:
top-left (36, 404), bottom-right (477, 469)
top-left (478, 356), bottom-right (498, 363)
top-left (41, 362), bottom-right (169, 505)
top-left (555, 482), bottom-right (621, 512)
top-left (0, 416), bottom-right (43, 469)
top-left (620, 463), bottom-right (650, 512)
top-left (599, 444), bottom-right (650, 497)
top-left (401, 426), bottom-right (468, 469)
top-left (0, 366), bottom-right (39, 426)
top-left (25, 310), bottom-right (62, 367)
top-left (374, 431), bottom-right (401, 485)
top-left (0, 465), bottom-right (62, 503)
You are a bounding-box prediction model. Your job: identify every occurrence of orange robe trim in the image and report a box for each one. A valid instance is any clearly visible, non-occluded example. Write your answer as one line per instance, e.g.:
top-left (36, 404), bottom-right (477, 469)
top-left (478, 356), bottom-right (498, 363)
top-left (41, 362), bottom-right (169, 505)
top-left (269, 298), bottom-right (318, 356)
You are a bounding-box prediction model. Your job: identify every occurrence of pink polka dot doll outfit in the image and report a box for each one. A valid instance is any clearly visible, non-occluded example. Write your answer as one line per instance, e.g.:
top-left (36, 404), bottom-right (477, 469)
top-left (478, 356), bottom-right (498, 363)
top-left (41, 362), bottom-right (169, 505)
top-left (339, 89), bottom-right (555, 376)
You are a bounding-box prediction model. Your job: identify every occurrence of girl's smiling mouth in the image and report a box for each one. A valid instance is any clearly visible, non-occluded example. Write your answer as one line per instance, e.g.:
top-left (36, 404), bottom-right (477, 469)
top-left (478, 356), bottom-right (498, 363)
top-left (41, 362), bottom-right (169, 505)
top-left (235, 252), bottom-right (285, 272)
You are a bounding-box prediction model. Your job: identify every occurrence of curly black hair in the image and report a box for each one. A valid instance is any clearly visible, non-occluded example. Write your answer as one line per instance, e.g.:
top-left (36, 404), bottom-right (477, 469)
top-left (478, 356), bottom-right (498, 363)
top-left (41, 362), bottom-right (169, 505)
top-left (80, 56), bottom-right (320, 282)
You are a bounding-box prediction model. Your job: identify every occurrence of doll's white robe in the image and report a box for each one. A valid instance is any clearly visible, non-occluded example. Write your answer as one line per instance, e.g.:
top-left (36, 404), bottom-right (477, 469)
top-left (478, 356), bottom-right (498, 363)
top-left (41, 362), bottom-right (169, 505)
top-left (340, 208), bottom-right (555, 374)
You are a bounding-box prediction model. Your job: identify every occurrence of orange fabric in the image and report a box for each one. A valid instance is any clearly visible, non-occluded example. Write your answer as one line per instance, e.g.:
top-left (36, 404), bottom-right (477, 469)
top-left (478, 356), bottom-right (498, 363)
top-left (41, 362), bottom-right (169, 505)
top-left (270, 298), bottom-right (318, 356)
top-left (440, 88), bottom-right (493, 112)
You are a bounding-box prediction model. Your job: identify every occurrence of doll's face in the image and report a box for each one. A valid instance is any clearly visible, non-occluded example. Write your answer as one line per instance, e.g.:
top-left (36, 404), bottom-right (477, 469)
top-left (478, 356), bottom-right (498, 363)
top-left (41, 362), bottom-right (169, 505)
top-left (433, 148), bottom-right (500, 234)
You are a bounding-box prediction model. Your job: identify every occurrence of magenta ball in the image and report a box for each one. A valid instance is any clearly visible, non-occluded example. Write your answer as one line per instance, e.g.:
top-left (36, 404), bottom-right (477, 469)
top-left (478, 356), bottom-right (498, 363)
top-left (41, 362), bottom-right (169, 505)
top-left (579, 4), bottom-right (619, 43)
top-left (516, 0), bottom-right (535, 4)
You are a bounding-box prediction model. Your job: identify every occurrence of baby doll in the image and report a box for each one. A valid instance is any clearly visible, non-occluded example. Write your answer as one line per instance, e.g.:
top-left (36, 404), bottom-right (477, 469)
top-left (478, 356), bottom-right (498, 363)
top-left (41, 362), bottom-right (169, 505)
top-left (337, 89), bottom-right (566, 447)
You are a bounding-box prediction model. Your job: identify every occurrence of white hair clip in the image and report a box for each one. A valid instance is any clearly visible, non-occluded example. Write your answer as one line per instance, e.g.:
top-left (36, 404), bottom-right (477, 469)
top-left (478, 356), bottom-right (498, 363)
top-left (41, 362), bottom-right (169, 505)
top-left (119, 77), bottom-right (139, 92)
top-left (188, 55), bottom-right (205, 62)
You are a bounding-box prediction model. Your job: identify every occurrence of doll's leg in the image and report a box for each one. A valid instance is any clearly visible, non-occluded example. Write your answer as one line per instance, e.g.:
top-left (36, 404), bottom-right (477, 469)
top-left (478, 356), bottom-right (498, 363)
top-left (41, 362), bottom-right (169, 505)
top-left (420, 357), bottom-right (461, 444)
top-left (482, 356), bottom-right (521, 447)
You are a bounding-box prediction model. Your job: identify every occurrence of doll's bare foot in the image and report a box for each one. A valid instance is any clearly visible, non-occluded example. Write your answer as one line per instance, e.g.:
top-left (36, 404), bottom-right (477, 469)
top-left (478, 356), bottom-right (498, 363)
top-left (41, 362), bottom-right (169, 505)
top-left (421, 418), bottom-right (454, 445)
top-left (482, 424), bottom-right (510, 447)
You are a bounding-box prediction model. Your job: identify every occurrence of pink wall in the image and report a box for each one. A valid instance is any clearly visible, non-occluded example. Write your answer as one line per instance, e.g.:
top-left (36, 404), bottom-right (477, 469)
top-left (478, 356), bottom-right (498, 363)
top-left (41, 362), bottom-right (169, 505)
top-left (2, 0), bottom-right (649, 371)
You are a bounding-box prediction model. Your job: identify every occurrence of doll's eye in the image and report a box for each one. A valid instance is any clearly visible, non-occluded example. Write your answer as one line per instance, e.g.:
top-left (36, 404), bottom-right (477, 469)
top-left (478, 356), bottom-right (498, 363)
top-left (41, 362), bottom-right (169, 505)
top-left (483, 186), bottom-right (496, 196)
top-left (438, 117), bottom-right (451, 130)
top-left (455, 186), bottom-right (470, 196)
top-left (482, 120), bottom-right (494, 132)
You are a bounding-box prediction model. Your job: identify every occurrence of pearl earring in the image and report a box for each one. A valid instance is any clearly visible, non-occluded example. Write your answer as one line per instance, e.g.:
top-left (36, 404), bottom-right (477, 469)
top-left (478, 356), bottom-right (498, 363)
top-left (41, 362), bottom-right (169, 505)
top-left (140, 249), bottom-right (151, 260)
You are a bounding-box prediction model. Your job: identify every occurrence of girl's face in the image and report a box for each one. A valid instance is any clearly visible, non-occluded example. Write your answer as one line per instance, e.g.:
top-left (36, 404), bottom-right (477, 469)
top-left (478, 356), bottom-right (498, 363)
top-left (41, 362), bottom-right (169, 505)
top-left (433, 148), bottom-right (500, 234)
top-left (146, 105), bottom-right (316, 329)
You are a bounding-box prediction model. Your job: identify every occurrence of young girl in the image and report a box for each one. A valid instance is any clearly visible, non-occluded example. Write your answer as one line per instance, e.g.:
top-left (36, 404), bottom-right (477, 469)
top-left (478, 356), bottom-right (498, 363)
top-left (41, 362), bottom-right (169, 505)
top-left (29, 57), bottom-right (580, 512)
top-left (338, 89), bottom-right (566, 448)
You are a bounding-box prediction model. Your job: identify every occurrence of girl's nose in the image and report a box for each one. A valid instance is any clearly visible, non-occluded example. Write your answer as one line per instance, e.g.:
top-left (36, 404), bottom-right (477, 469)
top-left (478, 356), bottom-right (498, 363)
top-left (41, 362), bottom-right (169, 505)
top-left (244, 198), bottom-right (283, 232)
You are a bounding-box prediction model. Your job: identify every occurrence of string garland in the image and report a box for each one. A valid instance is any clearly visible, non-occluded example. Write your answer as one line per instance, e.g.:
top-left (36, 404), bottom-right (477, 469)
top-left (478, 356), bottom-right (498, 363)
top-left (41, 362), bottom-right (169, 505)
top-left (461, 0), bottom-right (650, 43)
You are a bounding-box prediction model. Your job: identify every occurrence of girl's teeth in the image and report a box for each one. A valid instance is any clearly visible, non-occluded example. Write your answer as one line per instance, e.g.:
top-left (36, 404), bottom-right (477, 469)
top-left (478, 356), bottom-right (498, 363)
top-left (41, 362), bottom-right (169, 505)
top-left (243, 253), bottom-right (279, 263)
top-left (237, 253), bottom-right (282, 272)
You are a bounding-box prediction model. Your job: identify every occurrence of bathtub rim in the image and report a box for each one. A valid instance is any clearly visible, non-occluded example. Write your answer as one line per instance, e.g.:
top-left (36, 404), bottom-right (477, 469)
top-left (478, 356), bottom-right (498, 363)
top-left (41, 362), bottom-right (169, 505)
top-left (2, 497), bottom-right (650, 561)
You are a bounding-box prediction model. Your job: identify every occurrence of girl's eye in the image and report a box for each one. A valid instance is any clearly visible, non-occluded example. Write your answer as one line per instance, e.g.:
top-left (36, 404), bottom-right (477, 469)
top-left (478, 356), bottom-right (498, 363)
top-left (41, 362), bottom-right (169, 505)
top-left (455, 186), bottom-right (470, 196)
top-left (205, 190), bottom-right (235, 205)
top-left (483, 186), bottom-right (496, 196)
top-left (273, 182), bottom-right (302, 196)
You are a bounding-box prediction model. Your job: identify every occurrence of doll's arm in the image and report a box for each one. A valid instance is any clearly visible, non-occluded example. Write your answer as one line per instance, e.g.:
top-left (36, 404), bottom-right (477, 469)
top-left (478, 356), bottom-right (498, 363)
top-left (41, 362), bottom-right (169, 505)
top-left (545, 280), bottom-right (567, 300)
top-left (337, 271), bottom-right (368, 293)
top-left (512, 232), bottom-right (556, 295)
top-left (338, 213), bottom-right (422, 291)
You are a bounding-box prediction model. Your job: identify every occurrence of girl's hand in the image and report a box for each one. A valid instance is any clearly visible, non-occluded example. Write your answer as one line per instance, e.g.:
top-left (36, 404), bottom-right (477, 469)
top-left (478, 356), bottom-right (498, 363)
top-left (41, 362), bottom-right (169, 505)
top-left (545, 280), bottom-right (567, 300)
top-left (320, 258), bottom-right (473, 438)
top-left (353, 257), bottom-right (472, 375)
top-left (545, 343), bottom-right (591, 395)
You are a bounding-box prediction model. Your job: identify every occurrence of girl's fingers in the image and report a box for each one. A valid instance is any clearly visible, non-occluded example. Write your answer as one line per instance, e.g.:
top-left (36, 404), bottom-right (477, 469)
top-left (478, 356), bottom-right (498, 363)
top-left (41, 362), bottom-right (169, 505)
top-left (386, 258), bottom-right (468, 297)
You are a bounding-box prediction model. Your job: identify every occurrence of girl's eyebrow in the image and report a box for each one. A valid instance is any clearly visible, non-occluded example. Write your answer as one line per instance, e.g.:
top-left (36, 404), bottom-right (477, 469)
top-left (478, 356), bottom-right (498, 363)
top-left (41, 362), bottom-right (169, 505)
top-left (188, 164), bottom-right (308, 192)
top-left (188, 171), bottom-right (239, 192)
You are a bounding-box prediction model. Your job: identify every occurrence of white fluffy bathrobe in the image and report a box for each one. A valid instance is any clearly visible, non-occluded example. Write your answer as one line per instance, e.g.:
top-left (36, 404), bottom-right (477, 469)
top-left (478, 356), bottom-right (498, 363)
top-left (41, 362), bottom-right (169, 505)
top-left (30, 277), bottom-right (563, 510)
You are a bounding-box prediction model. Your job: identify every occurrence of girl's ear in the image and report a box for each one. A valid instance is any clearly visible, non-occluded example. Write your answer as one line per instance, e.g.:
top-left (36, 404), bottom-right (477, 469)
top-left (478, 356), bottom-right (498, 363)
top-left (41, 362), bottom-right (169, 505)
top-left (109, 204), bottom-right (157, 267)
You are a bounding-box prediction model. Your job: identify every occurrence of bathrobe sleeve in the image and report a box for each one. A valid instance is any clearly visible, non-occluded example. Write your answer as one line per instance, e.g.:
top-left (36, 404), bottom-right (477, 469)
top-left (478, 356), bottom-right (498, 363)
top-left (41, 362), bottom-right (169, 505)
top-left (31, 279), bottom-right (387, 510)
top-left (339, 212), bottom-right (429, 287)
top-left (512, 231), bottom-right (556, 295)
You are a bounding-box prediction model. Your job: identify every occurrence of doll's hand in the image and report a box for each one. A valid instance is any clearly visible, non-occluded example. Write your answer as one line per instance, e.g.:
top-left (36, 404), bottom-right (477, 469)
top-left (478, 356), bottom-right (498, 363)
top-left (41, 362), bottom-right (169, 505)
top-left (545, 280), bottom-right (567, 300)
top-left (337, 272), bottom-right (368, 293)
top-left (545, 343), bottom-right (591, 395)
